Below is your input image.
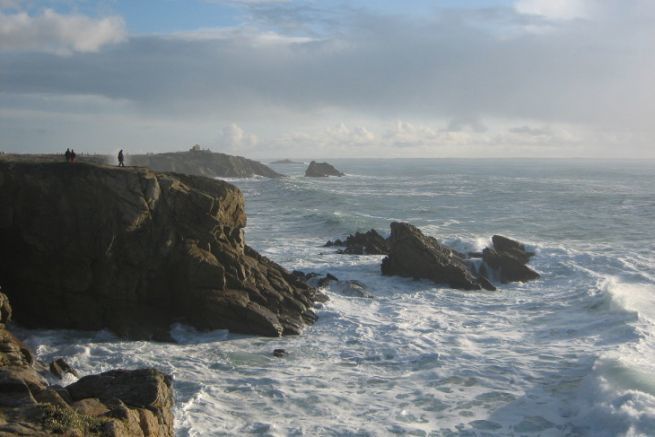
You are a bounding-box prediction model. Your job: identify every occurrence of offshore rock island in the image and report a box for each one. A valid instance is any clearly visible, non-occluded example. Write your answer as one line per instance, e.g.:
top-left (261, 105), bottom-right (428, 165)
top-left (0, 158), bottom-right (320, 340)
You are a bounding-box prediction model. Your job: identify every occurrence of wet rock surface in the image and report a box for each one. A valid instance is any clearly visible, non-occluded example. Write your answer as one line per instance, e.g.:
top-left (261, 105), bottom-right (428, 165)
top-left (325, 229), bottom-right (389, 255)
top-left (481, 235), bottom-right (540, 283)
top-left (382, 222), bottom-right (496, 291)
top-left (381, 223), bottom-right (539, 290)
top-left (0, 159), bottom-right (319, 339)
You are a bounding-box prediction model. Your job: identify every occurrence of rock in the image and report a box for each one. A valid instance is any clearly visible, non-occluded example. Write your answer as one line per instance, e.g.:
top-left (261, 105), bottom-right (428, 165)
top-left (323, 239), bottom-right (343, 247)
top-left (328, 229), bottom-right (389, 255)
top-left (304, 161), bottom-right (344, 177)
top-left (481, 235), bottom-right (539, 283)
top-left (381, 222), bottom-right (496, 291)
top-left (129, 148), bottom-right (283, 178)
top-left (0, 160), bottom-right (319, 339)
top-left (49, 358), bottom-right (79, 380)
top-left (0, 292), bottom-right (174, 436)
top-left (331, 280), bottom-right (374, 298)
top-left (0, 290), bottom-right (11, 323)
top-left (273, 349), bottom-right (288, 358)
top-left (316, 273), bottom-right (339, 288)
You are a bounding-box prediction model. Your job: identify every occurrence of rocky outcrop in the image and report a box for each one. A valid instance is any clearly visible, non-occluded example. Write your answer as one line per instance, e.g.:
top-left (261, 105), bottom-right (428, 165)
top-left (325, 229), bottom-right (389, 255)
top-left (0, 292), bottom-right (174, 436)
top-left (270, 159), bottom-right (299, 164)
top-left (381, 222), bottom-right (496, 291)
top-left (304, 161), bottom-right (344, 177)
top-left (380, 223), bottom-right (540, 290)
top-left (129, 148), bottom-right (283, 179)
top-left (481, 235), bottom-right (540, 283)
top-left (0, 159), bottom-right (318, 339)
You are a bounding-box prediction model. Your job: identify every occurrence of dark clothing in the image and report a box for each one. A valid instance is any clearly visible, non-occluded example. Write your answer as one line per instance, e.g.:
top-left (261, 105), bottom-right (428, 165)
top-left (118, 150), bottom-right (125, 167)
top-left (65, 149), bottom-right (71, 162)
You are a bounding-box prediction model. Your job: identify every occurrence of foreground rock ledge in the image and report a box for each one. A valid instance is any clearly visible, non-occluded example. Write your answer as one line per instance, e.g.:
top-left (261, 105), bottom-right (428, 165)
top-left (0, 159), bottom-right (318, 339)
top-left (0, 292), bottom-right (174, 436)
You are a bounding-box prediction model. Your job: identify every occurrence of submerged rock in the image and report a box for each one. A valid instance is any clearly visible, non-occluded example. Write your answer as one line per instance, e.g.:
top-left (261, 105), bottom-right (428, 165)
top-left (273, 349), bottom-right (288, 358)
top-left (304, 161), bottom-right (344, 177)
top-left (331, 280), bottom-right (374, 299)
top-left (0, 159), bottom-right (319, 339)
top-left (325, 229), bottom-right (389, 255)
top-left (481, 235), bottom-right (540, 283)
top-left (381, 222), bottom-right (496, 291)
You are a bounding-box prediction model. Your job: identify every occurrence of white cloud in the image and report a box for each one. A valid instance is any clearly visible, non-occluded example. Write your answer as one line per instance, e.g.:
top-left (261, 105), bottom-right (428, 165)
top-left (167, 27), bottom-right (314, 46)
top-left (218, 123), bottom-right (258, 151)
top-left (515, 0), bottom-right (593, 20)
top-left (0, 9), bottom-right (126, 54)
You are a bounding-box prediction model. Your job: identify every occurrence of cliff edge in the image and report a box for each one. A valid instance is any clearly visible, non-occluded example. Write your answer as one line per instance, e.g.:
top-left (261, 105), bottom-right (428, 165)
top-left (0, 159), bottom-right (318, 339)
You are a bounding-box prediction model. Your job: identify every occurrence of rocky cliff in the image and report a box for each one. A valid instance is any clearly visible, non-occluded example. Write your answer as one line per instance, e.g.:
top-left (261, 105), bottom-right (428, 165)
top-left (0, 159), bottom-right (318, 340)
top-left (129, 150), bottom-right (283, 178)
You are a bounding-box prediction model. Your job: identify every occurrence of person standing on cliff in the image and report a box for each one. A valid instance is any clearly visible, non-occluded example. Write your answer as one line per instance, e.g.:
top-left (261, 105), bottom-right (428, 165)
top-left (65, 148), bottom-right (71, 162)
top-left (118, 149), bottom-right (125, 167)
top-left (70, 149), bottom-right (76, 163)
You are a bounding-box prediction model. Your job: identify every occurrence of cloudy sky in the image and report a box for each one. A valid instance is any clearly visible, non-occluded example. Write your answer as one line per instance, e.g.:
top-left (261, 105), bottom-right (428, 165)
top-left (1, 0), bottom-right (653, 159)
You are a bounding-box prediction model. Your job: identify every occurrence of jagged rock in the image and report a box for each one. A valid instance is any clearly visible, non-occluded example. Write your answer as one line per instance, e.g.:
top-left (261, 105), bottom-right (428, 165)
top-left (304, 161), bottom-right (344, 177)
top-left (381, 222), bottom-right (496, 291)
top-left (49, 359), bottom-right (79, 380)
top-left (325, 229), bottom-right (389, 255)
top-left (481, 235), bottom-right (539, 283)
top-left (129, 149), bottom-right (283, 178)
top-left (0, 160), bottom-right (318, 339)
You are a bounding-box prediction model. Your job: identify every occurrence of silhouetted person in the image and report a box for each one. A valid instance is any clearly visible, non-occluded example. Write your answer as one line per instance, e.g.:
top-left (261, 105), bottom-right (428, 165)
top-left (65, 148), bottom-right (71, 162)
top-left (70, 149), bottom-right (76, 163)
top-left (118, 149), bottom-right (125, 167)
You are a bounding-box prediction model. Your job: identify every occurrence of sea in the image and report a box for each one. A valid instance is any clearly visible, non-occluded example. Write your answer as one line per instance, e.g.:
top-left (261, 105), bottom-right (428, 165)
top-left (17, 159), bottom-right (655, 436)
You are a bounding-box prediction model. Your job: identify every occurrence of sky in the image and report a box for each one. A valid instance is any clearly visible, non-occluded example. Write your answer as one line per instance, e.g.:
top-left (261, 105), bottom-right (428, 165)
top-left (0, 0), bottom-right (653, 159)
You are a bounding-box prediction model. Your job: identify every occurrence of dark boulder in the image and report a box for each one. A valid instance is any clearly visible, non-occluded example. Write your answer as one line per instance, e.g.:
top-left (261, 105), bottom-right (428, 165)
top-left (325, 229), bottom-right (389, 255)
top-left (481, 235), bottom-right (539, 283)
top-left (0, 159), bottom-right (318, 339)
top-left (381, 222), bottom-right (496, 291)
top-left (304, 161), bottom-right (344, 177)
top-left (273, 349), bottom-right (288, 358)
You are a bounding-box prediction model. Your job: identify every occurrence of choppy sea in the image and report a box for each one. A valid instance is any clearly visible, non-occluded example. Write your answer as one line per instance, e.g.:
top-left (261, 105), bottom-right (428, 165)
top-left (17, 159), bottom-right (655, 436)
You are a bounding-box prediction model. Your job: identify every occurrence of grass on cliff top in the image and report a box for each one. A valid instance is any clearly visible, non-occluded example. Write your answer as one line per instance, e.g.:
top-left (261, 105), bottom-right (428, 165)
top-left (39, 404), bottom-right (111, 435)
